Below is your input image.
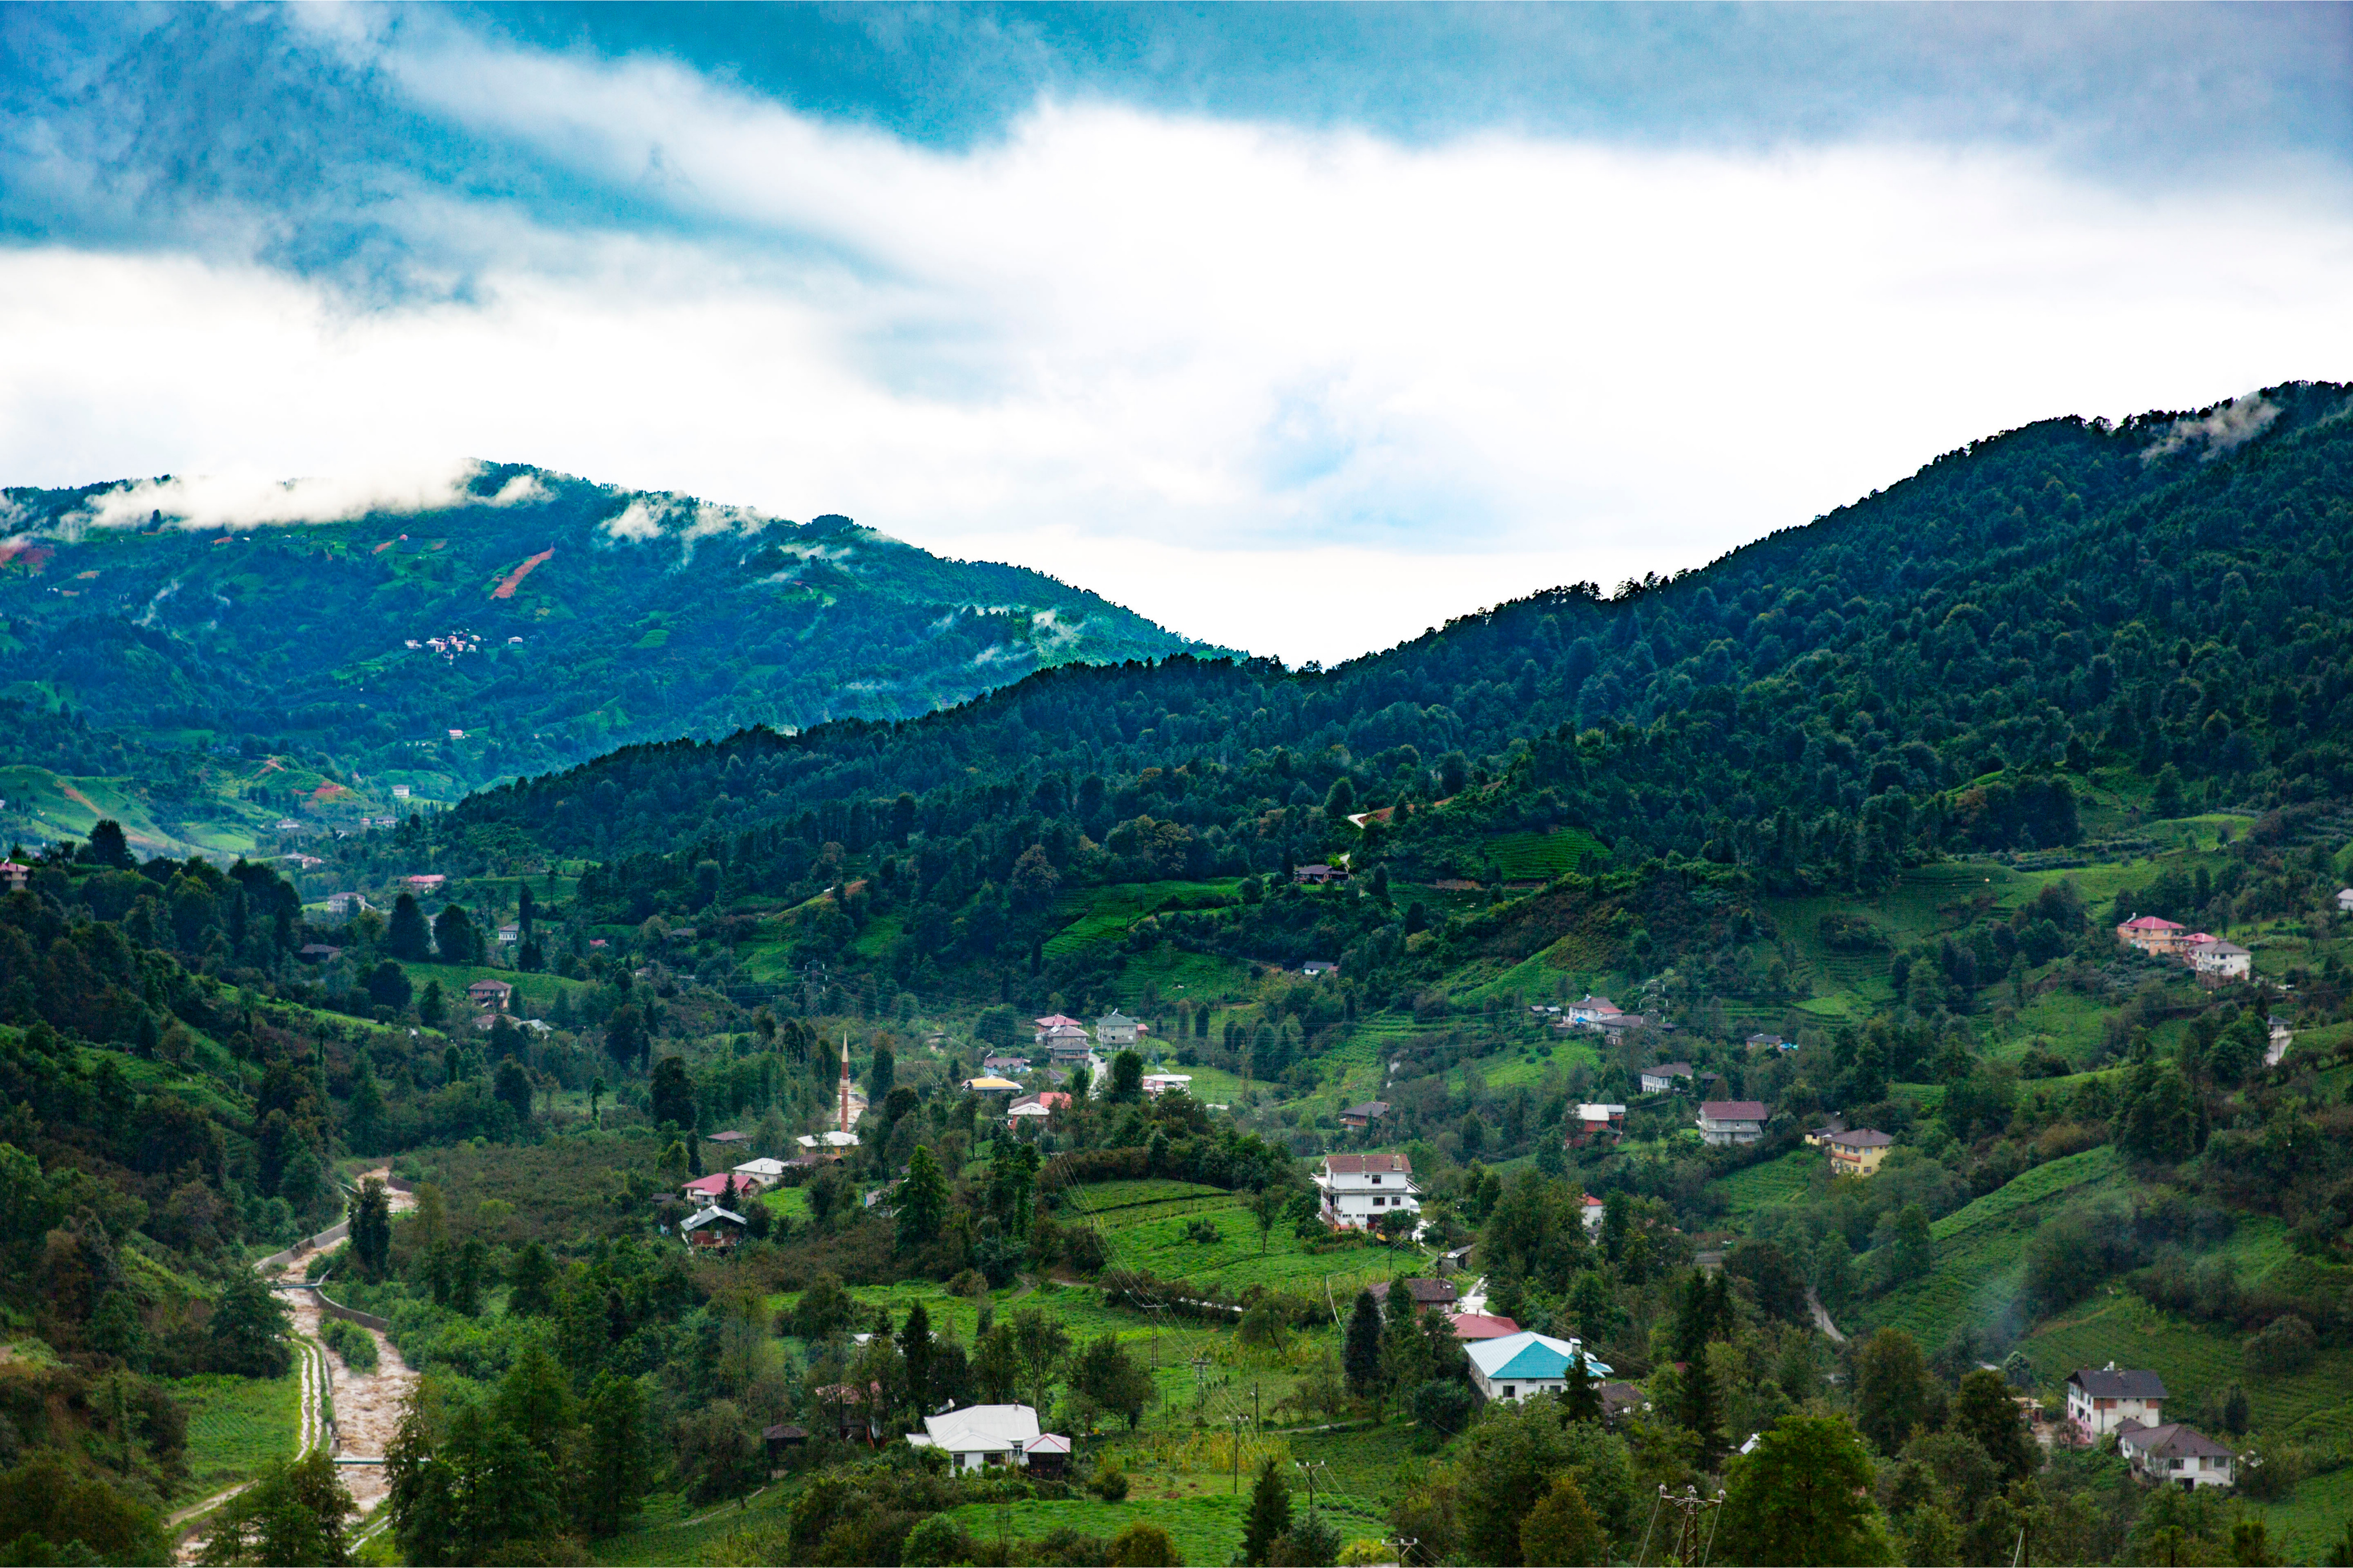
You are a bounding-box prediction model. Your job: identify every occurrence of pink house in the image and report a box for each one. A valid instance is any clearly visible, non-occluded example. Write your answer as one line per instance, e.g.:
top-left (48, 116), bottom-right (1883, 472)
top-left (2115, 915), bottom-right (2186, 955)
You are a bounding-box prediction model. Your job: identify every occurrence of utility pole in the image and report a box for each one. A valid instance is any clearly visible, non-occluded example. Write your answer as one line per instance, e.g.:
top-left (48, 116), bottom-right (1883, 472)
top-left (1230, 1414), bottom-right (1247, 1494)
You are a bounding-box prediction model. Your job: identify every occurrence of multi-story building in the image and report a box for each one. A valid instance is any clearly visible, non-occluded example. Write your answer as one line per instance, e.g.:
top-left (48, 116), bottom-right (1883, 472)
top-left (1316, 1152), bottom-right (1422, 1230)
top-left (2066, 1365), bottom-right (2167, 1436)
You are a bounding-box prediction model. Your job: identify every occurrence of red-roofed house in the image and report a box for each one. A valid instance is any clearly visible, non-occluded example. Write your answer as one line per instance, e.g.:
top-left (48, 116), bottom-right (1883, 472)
top-left (1448, 1313), bottom-right (1521, 1341)
top-left (682, 1172), bottom-right (754, 1203)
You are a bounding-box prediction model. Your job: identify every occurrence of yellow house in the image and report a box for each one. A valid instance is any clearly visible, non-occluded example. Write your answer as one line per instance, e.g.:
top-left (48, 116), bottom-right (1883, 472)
top-left (1828, 1128), bottom-right (1894, 1177)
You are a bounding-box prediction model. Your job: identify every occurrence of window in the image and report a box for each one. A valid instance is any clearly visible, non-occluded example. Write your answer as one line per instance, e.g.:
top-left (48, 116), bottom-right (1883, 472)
top-left (1371, 1175), bottom-right (1383, 1184)
top-left (1500, 1385), bottom-right (1514, 1399)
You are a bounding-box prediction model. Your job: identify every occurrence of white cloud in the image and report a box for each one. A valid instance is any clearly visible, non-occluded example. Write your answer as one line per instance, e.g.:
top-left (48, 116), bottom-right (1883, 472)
top-left (68, 459), bottom-right (492, 531)
top-left (2, 27), bottom-right (2348, 662)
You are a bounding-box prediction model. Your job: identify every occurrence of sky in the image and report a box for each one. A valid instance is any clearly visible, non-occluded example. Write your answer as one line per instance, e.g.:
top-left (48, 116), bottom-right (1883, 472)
top-left (2, 3), bottom-right (2350, 665)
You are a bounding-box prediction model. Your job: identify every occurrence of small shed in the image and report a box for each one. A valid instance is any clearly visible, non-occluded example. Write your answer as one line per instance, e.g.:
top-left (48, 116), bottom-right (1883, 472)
top-left (1025, 1433), bottom-right (1072, 1477)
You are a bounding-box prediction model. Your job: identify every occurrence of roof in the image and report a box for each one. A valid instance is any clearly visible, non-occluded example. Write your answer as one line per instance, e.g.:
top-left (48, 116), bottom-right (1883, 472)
top-left (1026, 1433), bottom-right (1072, 1456)
top-left (2070, 1367), bottom-right (2168, 1400)
top-left (1644, 1062), bottom-right (1693, 1077)
top-left (914, 1404), bottom-right (1041, 1454)
top-left (2198, 941), bottom-right (2251, 956)
top-left (963, 1076), bottom-right (1024, 1091)
top-left (1097, 1010), bottom-right (1137, 1026)
top-left (733, 1157), bottom-right (789, 1177)
top-left (1324, 1152), bottom-right (1413, 1176)
top-left (1448, 1313), bottom-right (1521, 1340)
top-left (1830, 1129), bottom-right (1894, 1148)
top-left (1465, 1330), bottom-right (1610, 1382)
top-left (682, 1173), bottom-right (743, 1197)
top-left (1578, 995), bottom-right (1620, 1012)
top-left (2121, 1421), bottom-right (2233, 1460)
top-left (2119, 915), bottom-right (2186, 931)
top-left (1599, 1381), bottom-right (1645, 1412)
top-left (1008, 1092), bottom-right (1071, 1115)
top-left (1034, 1015), bottom-right (1082, 1028)
top-left (1700, 1100), bottom-right (1770, 1123)
top-left (678, 1204), bottom-right (746, 1231)
top-left (708, 1130), bottom-right (749, 1144)
top-left (1577, 1104), bottom-right (1627, 1119)
top-left (762, 1424), bottom-right (808, 1442)
top-left (1745, 1033), bottom-right (1784, 1045)
top-left (1341, 1101), bottom-right (1391, 1119)
top-left (1370, 1278), bottom-right (1458, 1306)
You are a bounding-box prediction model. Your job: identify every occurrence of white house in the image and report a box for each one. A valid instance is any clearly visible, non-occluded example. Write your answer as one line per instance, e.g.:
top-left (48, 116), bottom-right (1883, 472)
top-left (1567, 994), bottom-right (1620, 1025)
top-left (794, 1129), bottom-right (861, 1156)
top-left (730, 1157), bottom-right (789, 1189)
top-left (1640, 1063), bottom-right (1694, 1094)
top-left (1465, 1330), bottom-right (1613, 1404)
top-left (1696, 1100), bottom-right (1769, 1147)
top-left (2118, 1421), bottom-right (2235, 1489)
top-left (2066, 1366), bottom-right (2167, 1436)
top-left (905, 1404), bottom-right (1044, 1470)
top-left (1094, 1010), bottom-right (1141, 1048)
top-left (2336, 887), bottom-right (2353, 913)
top-left (2183, 936), bottom-right (2251, 980)
top-left (1581, 1194), bottom-right (1605, 1239)
top-left (1316, 1152), bottom-right (1422, 1231)
top-left (1141, 1074), bottom-right (1193, 1098)
top-left (1006, 1092), bottom-right (1070, 1126)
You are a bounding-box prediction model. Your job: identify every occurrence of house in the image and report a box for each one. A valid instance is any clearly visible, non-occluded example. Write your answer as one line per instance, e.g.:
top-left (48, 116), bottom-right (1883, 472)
top-left (1007, 1092), bottom-right (1071, 1125)
top-left (0, 862), bottom-right (25, 895)
top-left (678, 1204), bottom-right (747, 1251)
top-left (298, 943), bottom-right (342, 963)
top-left (762, 1424), bottom-right (808, 1464)
top-left (794, 1129), bottom-right (860, 1157)
top-left (709, 1129), bottom-right (750, 1147)
top-left (2118, 1421), bottom-right (2235, 1489)
top-left (1292, 863), bottom-right (1349, 884)
top-left (1094, 1010), bottom-right (1141, 1048)
top-left (962, 1075), bottom-right (1023, 1095)
top-left (1581, 1194), bottom-right (1606, 1238)
top-left (1436, 1244), bottom-right (1474, 1276)
top-left (1598, 1381), bottom-right (1648, 1422)
top-left (1316, 1152), bottom-right (1422, 1231)
top-left (1302, 960), bottom-right (1340, 978)
top-left (732, 1157), bottom-right (789, 1189)
top-left (1639, 1062), bottom-right (1695, 1095)
top-left (904, 1404), bottom-right (1043, 1470)
top-left (404, 873), bottom-right (447, 891)
top-left (1697, 1100), bottom-right (1770, 1147)
top-left (326, 891), bottom-right (370, 917)
top-left (1039, 1024), bottom-right (1093, 1062)
top-left (2267, 1017), bottom-right (2294, 1068)
top-left (1340, 1100), bottom-right (1391, 1130)
top-left (2183, 936), bottom-right (2251, 982)
top-left (391, 785), bottom-right (411, 799)
top-left (497, 923), bottom-right (521, 947)
top-left (2115, 915), bottom-right (2187, 955)
top-left (682, 1172), bottom-right (757, 1204)
top-left (1828, 1128), bottom-right (1894, 1177)
top-left (1567, 1104), bottom-right (1627, 1145)
top-left (1745, 1033), bottom-right (1787, 1051)
top-left (1597, 1013), bottom-right (1656, 1040)
top-left (1448, 1313), bottom-right (1521, 1341)
top-left (2337, 887), bottom-right (2353, 913)
top-left (1567, 994), bottom-right (1621, 1025)
top-left (1465, 1330), bottom-right (1612, 1404)
top-left (467, 979), bottom-right (513, 1012)
top-left (1141, 1074), bottom-right (1192, 1097)
top-left (1023, 1432), bottom-right (1073, 1477)
top-left (982, 1054), bottom-right (1031, 1076)
top-left (812, 1382), bottom-right (884, 1444)
top-left (1033, 1014), bottom-right (1083, 1031)
top-left (1368, 1278), bottom-right (1459, 1316)
top-left (2066, 1366), bottom-right (2168, 1436)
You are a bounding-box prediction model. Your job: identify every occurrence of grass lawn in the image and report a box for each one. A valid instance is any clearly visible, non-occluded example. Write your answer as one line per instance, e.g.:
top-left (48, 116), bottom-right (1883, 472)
top-left (168, 1371), bottom-right (302, 1494)
top-left (941, 1493), bottom-right (1256, 1564)
top-left (1067, 1185), bottom-right (1412, 1300)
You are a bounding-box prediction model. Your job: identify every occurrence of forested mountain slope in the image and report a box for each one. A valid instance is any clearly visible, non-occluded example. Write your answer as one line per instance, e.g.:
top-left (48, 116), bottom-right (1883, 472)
top-left (449, 382), bottom-right (2353, 898)
top-left (0, 464), bottom-right (1209, 850)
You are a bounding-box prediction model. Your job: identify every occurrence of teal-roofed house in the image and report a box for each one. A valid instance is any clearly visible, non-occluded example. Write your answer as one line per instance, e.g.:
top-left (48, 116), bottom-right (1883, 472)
top-left (1464, 1330), bottom-right (1612, 1405)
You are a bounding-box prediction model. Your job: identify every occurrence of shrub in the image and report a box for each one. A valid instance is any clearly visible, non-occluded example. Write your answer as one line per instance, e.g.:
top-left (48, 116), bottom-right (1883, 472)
top-left (320, 1317), bottom-right (379, 1373)
top-left (2244, 1314), bottom-right (2318, 1374)
top-left (1086, 1461), bottom-right (1131, 1502)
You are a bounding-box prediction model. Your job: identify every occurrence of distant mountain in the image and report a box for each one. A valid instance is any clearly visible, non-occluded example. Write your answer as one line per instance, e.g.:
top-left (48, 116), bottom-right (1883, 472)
top-left (0, 464), bottom-right (1214, 852)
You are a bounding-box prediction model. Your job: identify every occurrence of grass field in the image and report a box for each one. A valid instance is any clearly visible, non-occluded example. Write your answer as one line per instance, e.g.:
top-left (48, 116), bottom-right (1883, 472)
top-left (391, 960), bottom-right (591, 1016)
top-left (1854, 1145), bottom-right (2125, 1350)
top-left (1043, 881), bottom-right (1246, 960)
top-left (2243, 1463), bottom-right (2353, 1565)
top-left (1481, 827), bottom-right (1607, 881)
top-left (1063, 1180), bottom-right (1415, 1300)
top-left (168, 1371), bottom-right (303, 1494)
top-left (2022, 1292), bottom-right (2353, 1438)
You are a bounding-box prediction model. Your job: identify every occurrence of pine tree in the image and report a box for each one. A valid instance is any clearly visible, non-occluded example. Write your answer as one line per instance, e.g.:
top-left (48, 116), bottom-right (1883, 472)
top-left (897, 1145), bottom-right (949, 1255)
top-left (1243, 1458), bottom-right (1293, 1566)
top-left (1343, 1289), bottom-right (1383, 1397)
top-left (386, 893), bottom-right (432, 961)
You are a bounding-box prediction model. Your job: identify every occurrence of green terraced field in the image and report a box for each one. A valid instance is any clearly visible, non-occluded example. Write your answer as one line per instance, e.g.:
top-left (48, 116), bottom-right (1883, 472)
top-left (1042, 881), bottom-right (1246, 959)
top-left (1854, 1145), bottom-right (2126, 1350)
top-left (169, 1370), bottom-right (303, 1494)
top-left (1481, 827), bottom-right (1607, 881)
top-left (2244, 1462), bottom-right (2353, 1565)
top-left (1716, 1149), bottom-right (1824, 1217)
top-left (2023, 1293), bottom-right (2353, 1441)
